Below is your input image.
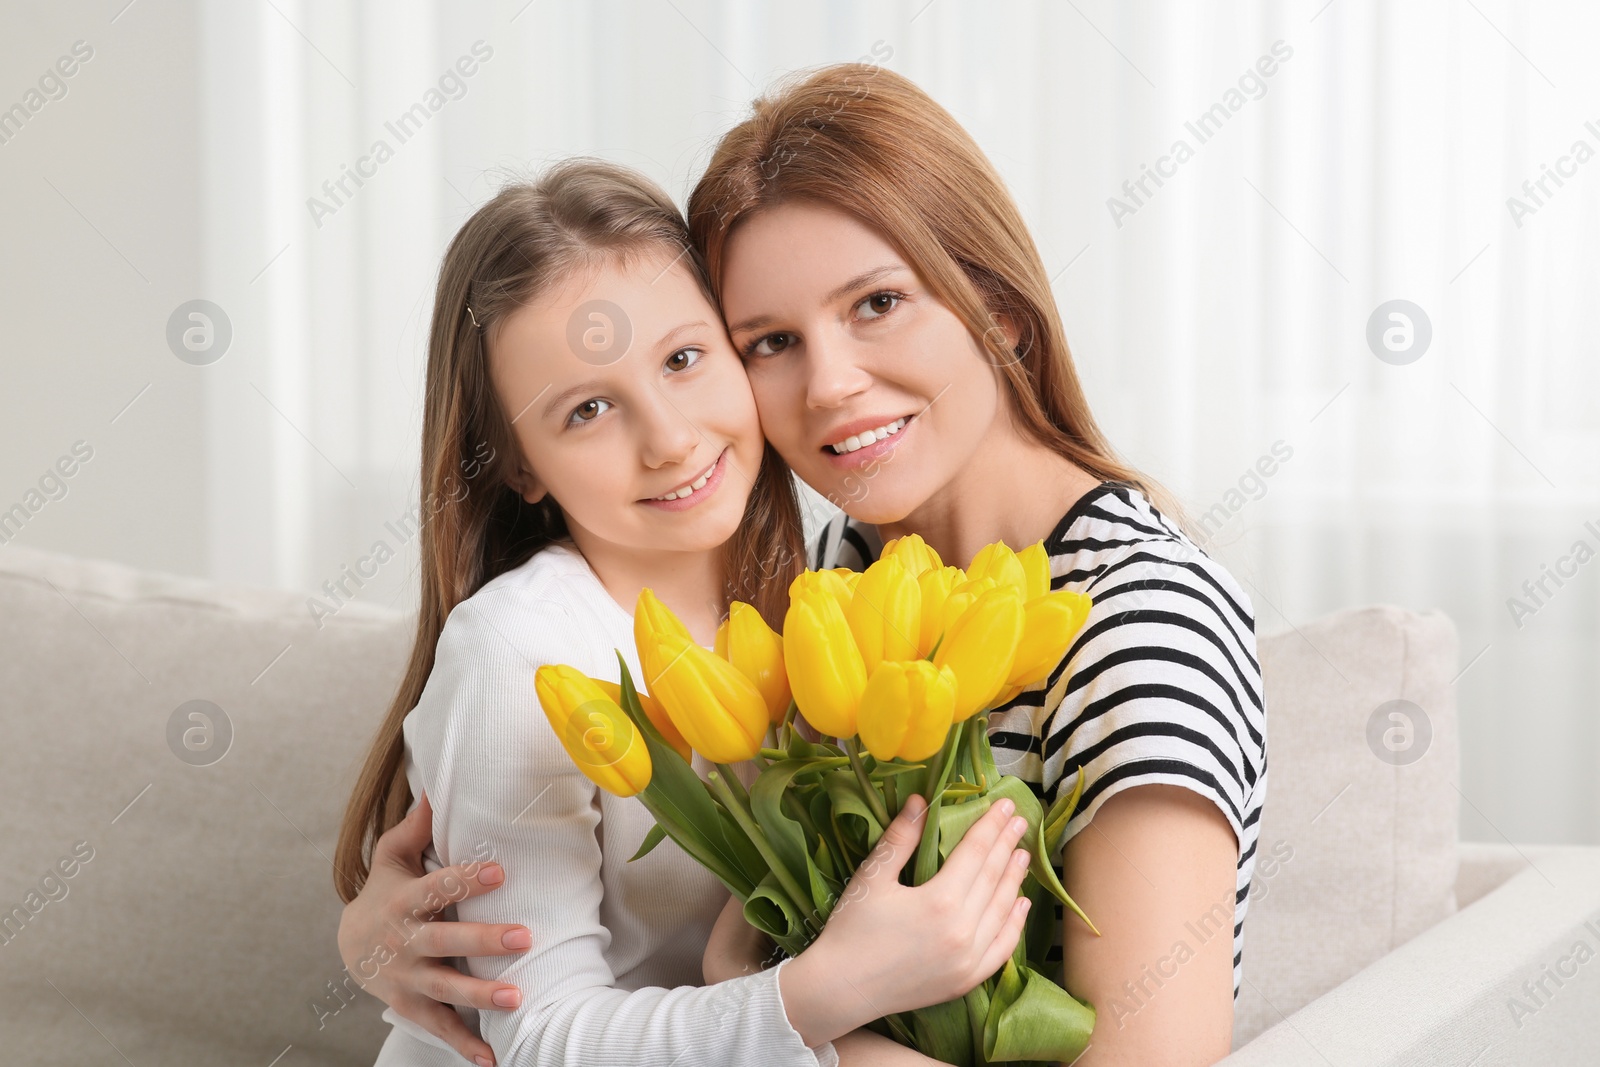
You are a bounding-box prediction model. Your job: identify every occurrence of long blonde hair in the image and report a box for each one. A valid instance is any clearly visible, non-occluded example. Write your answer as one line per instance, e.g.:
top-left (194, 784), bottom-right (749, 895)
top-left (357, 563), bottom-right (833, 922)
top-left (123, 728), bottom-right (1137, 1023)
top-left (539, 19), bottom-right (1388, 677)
top-left (688, 64), bottom-right (1197, 539)
top-left (335, 160), bottom-right (804, 902)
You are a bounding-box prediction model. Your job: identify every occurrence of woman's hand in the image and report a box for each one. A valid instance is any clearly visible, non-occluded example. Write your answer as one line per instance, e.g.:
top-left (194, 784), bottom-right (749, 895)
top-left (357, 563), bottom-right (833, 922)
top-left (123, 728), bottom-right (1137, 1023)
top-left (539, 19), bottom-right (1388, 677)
top-left (777, 791), bottom-right (1034, 1048)
top-left (702, 890), bottom-right (777, 984)
top-left (337, 792), bottom-right (533, 1067)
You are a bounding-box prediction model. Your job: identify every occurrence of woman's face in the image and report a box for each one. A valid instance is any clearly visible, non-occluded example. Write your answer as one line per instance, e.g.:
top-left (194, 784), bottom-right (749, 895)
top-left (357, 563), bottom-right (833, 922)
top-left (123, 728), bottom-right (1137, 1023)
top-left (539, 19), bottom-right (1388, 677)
top-left (487, 249), bottom-right (766, 559)
top-left (719, 201), bottom-right (1007, 525)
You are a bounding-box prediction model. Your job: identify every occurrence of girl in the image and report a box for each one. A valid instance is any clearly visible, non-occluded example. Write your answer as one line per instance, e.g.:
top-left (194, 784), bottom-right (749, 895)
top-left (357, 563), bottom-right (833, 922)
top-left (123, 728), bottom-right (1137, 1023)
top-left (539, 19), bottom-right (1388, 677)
top-left (335, 159), bottom-right (1038, 1067)
top-left (346, 66), bottom-right (1267, 1067)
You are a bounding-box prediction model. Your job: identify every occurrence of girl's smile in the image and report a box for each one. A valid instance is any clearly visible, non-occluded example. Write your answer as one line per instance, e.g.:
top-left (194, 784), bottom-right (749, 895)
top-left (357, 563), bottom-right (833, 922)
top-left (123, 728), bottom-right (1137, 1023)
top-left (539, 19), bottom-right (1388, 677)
top-left (641, 446), bottom-right (729, 510)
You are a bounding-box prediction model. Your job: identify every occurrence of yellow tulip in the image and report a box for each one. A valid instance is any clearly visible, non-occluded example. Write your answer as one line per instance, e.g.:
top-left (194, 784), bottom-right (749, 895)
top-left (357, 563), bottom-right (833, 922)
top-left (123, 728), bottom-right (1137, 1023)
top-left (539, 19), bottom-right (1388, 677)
top-left (1007, 589), bottom-right (1094, 689)
top-left (966, 542), bottom-right (1029, 603)
top-left (881, 533), bottom-right (943, 578)
top-left (1017, 541), bottom-right (1052, 602)
top-left (715, 602), bottom-right (791, 724)
top-left (782, 583), bottom-right (869, 738)
top-left (634, 587), bottom-right (693, 696)
top-left (594, 678), bottom-right (692, 764)
top-left (857, 659), bottom-right (958, 762)
top-left (934, 585), bottom-right (1025, 721)
top-left (846, 556), bottom-right (921, 673)
top-left (939, 576), bottom-right (997, 643)
top-left (535, 665), bottom-right (652, 797)
top-left (916, 565), bottom-right (965, 657)
top-left (793, 569), bottom-right (856, 618)
top-left (639, 631), bottom-right (769, 763)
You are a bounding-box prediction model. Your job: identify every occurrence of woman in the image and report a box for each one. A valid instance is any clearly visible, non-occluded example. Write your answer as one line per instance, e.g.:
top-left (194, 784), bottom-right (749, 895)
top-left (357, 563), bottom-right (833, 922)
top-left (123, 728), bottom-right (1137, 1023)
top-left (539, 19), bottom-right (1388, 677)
top-left (342, 65), bottom-right (1265, 1067)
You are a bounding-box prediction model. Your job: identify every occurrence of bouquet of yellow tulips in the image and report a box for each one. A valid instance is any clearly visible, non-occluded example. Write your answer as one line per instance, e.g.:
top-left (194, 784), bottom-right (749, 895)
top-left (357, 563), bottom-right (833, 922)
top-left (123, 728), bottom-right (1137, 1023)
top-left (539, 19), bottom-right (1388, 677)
top-left (534, 535), bottom-right (1099, 1066)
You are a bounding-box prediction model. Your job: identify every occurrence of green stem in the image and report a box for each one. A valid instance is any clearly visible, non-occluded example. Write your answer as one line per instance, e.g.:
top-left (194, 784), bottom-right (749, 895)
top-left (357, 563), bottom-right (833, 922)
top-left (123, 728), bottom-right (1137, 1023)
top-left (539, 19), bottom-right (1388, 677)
top-left (778, 698), bottom-right (799, 748)
top-left (883, 771), bottom-right (899, 820)
top-left (843, 737), bottom-right (892, 828)
top-left (707, 768), bottom-right (817, 924)
top-left (967, 711), bottom-right (987, 790)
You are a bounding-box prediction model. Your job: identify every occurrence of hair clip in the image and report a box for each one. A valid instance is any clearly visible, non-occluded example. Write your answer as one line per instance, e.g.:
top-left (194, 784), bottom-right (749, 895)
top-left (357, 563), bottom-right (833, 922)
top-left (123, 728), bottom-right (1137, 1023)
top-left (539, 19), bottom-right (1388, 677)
top-left (465, 305), bottom-right (483, 330)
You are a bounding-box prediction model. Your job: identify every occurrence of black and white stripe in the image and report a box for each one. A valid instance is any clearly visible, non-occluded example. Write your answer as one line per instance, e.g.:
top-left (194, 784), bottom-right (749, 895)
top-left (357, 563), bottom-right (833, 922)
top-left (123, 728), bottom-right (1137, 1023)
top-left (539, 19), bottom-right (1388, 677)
top-left (809, 480), bottom-right (1269, 1001)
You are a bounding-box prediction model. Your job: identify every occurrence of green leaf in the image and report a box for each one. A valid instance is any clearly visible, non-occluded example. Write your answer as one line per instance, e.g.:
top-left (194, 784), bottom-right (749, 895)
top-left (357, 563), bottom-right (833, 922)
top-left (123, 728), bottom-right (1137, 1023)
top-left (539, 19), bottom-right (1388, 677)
top-left (823, 768), bottom-right (885, 856)
top-left (963, 984), bottom-right (993, 1067)
top-left (1042, 764), bottom-right (1086, 854)
top-left (909, 997), bottom-right (974, 1067)
top-left (615, 656), bottom-right (767, 894)
top-left (750, 758), bottom-right (844, 899)
top-left (982, 959), bottom-right (1095, 1063)
top-left (627, 823), bottom-right (666, 862)
top-left (743, 869), bottom-right (811, 958)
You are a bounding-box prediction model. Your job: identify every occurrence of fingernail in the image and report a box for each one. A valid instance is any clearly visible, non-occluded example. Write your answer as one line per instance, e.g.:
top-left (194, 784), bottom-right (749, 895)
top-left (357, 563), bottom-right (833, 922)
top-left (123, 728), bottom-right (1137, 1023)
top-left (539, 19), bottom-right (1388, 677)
top-left (998, 798), bottom-right (1015, 816)
top-left (475, 1056), bottom-right (494, 1067)
top-left (1011, 815), bottom-right (1027, 835)
top-left (502, 928), bottom-right (532, 950)
top-left (479, 864), bottom-right (504, 886)
top-left (492, 988), bottom-right (521, 1008)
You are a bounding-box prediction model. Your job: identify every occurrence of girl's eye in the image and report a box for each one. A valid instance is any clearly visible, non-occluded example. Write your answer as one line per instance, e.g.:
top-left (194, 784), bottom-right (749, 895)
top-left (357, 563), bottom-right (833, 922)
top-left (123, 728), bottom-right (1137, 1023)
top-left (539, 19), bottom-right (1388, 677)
top-left (857, 291), bottom-right (901, 320)
top-left (568, 398), bottom-right (611, 426)
top-left (745, 332), bottom-right (795, 359)
top-left (665, 347), bottom-right (702, 372)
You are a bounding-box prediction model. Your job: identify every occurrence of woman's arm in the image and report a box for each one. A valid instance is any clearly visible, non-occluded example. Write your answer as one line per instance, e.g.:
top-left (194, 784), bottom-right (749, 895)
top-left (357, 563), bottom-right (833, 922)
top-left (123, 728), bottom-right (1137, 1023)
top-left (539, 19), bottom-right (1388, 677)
top-left (1060, 784), bottom-right (1238, 1066)
top-left (337, 791), bottom-right (531, 1067)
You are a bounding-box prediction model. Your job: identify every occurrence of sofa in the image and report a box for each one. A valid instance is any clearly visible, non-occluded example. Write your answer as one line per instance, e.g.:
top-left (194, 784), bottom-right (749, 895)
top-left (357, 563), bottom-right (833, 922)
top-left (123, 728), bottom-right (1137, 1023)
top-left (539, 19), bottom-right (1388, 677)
top-left (2, 544), bottom-right (1596, 1066)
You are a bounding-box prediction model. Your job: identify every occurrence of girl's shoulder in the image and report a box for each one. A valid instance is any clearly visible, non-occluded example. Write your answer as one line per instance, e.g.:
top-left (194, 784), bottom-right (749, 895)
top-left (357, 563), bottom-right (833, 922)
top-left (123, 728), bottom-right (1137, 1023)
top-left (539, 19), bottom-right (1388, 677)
top-left (428, 542), bottom-right (636, 701)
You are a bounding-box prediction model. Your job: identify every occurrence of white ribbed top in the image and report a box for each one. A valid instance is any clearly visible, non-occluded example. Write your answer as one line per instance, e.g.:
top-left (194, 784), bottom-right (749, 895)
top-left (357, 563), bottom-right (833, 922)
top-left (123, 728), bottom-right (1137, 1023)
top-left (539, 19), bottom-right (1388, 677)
top-left (371, 541), bottom-right (838, 1067)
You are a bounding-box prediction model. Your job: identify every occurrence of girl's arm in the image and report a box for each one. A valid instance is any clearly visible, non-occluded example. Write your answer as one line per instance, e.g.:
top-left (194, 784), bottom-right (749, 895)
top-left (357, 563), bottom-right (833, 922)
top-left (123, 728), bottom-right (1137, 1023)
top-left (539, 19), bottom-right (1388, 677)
top-left (1059, 785), bottom-right (1238, 1066)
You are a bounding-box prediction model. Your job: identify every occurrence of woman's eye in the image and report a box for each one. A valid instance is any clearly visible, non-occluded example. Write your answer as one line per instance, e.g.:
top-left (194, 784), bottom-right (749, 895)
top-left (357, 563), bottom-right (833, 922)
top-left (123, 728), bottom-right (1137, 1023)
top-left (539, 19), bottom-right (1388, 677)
top-left (745, 332), bottom-right (794, 358)
top-left (665, 347), bottom-right (702, 372)
top-left (568, 398), bottom-right (611, 426)
top-left (857, 291), bottom-right (901, 319)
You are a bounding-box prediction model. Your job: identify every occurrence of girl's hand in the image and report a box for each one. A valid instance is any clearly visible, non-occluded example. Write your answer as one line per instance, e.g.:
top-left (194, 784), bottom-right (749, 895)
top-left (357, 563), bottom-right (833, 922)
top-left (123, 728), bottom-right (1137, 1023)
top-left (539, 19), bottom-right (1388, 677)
top-left (778, 792), bottom-right (1033, 1048)
top-left (703, 890), bottom-right (777, 984)
top-left (337, 792), bottom-right (533, 1067)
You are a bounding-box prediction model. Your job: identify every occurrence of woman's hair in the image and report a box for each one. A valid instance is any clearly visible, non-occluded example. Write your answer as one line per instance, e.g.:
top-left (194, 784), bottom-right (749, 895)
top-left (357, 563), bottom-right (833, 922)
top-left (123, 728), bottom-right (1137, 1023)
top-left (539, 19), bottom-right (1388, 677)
top-left (687, 63), bottom-right (1197, 540)
top-left (334, 160), bottom-right (805, 902)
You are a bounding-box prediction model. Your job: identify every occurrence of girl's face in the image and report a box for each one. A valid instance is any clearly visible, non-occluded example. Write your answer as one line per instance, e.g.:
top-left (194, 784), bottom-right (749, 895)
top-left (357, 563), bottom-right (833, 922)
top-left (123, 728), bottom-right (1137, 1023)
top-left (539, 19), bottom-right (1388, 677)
top-left (488, 250), bottom-right (765, 560)
top-left (719, 201), bottom-right (1007, 525)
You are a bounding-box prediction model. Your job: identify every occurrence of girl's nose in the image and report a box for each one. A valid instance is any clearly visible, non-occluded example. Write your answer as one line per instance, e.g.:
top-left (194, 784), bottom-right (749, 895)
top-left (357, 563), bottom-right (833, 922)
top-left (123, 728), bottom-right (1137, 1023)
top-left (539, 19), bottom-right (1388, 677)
top-left (637, 391), bottom-right (701, 469)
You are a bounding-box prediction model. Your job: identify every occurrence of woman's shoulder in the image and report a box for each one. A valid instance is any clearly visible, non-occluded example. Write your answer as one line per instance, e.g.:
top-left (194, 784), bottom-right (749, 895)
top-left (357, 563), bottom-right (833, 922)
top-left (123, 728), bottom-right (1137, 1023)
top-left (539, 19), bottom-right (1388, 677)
top-left (1049, 481), bottom-right (1257, 648)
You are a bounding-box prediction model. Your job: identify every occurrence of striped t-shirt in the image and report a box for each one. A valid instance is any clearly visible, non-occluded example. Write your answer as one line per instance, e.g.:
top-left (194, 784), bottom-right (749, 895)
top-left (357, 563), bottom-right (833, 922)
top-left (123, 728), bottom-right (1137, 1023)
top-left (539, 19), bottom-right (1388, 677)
top-left (808, 479), bottom-right (1268, 1001)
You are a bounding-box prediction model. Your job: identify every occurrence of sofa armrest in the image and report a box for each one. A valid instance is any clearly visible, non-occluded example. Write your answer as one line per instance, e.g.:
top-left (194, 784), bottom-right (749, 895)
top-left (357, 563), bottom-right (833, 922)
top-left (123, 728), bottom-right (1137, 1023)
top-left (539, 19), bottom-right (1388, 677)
top-left (1219, 844), bottom-right (1600, 1067)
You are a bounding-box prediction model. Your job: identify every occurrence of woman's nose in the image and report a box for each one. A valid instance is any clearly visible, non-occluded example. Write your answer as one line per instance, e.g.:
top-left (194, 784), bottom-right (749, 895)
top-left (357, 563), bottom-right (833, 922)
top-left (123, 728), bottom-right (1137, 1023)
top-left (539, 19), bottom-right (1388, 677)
top-left (803, 332), bottom-right (874, 410)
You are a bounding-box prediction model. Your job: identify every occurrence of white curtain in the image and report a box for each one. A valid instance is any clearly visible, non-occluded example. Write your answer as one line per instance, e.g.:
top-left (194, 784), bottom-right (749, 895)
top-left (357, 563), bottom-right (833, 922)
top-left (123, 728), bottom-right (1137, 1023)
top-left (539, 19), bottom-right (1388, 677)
top-left (197, 0), bottom-right (1600, 845)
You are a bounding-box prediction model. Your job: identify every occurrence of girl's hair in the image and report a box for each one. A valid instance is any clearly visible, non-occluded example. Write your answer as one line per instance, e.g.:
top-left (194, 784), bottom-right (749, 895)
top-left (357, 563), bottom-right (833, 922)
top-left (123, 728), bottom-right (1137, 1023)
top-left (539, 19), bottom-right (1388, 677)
top-left (334, 160), bottom-right (805, 902)
top-left (687, 64), bottom-right (1197, 540)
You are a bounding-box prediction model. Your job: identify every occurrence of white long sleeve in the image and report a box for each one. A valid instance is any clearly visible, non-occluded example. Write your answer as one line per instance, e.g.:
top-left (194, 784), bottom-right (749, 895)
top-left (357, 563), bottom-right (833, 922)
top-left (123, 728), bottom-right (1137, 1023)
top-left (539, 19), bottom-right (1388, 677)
top-left (372, 543), bottom-right (837, 1067)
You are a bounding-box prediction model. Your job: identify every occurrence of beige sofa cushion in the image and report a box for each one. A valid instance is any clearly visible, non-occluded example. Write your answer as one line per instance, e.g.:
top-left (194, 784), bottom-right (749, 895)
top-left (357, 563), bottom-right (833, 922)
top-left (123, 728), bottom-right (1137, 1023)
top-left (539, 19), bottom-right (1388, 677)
top-left (1234, 605), bottom-right (1460, 1047)
top-left (0, 546), bottom-right (408, 1066)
